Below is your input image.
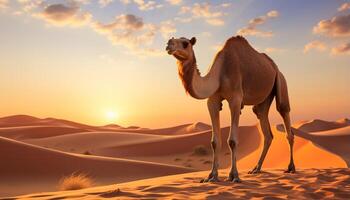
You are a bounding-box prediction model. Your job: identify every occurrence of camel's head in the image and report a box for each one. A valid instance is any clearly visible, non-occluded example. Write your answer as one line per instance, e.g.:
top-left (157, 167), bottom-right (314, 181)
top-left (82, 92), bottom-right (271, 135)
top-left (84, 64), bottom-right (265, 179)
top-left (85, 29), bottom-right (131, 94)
top-left (166, 37), bottom-right (196, 61)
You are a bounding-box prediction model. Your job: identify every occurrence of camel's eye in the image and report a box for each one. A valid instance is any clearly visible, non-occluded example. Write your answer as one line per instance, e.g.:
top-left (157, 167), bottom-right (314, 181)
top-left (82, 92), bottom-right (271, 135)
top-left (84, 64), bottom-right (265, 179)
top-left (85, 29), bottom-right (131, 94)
top-left (182, 41), bottom-right (189, 48)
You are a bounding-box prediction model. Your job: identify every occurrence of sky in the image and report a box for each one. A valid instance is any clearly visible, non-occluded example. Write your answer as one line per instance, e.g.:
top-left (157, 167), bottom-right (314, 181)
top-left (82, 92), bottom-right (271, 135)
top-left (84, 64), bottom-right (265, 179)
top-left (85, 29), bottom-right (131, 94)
top-left (0, 0), bottom-right (349, 128)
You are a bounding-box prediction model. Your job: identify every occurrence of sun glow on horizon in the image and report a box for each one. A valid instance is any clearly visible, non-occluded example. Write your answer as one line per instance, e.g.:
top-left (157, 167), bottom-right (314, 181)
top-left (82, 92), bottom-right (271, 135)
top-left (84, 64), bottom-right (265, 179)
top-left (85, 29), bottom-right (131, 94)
top-left (105, 110), bottom-right (119, 123)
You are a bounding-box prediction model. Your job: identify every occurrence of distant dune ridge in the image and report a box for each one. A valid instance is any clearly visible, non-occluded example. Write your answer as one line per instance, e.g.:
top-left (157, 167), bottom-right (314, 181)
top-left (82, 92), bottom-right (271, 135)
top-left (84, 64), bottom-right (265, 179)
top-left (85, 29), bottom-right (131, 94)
top-left (0, 115), bottom-right (349, 198)
top-left (277, 118), bottom-right (350, 132)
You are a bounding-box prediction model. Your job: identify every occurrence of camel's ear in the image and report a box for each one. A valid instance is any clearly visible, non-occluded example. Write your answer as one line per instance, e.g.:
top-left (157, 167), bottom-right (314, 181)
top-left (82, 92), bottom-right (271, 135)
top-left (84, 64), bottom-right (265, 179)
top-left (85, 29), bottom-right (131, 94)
top-left (190, 37), bottom-right (196, 46)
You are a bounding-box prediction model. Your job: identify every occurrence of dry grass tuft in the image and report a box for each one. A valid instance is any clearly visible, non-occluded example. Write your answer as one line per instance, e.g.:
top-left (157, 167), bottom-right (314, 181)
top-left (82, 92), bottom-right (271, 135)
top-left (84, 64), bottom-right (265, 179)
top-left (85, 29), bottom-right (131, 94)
top-left (192, 145), bottom-right (209, 156)
top-left (58, 173), bottom-right (93, 191)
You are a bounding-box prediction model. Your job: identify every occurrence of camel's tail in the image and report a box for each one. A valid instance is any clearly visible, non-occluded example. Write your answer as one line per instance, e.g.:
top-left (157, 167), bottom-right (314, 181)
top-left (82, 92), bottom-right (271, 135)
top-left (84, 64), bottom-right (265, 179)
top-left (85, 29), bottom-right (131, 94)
top-left (262, 53), bottom-right (291, 113)
top-left (275, 71), bottom-right (291, 113)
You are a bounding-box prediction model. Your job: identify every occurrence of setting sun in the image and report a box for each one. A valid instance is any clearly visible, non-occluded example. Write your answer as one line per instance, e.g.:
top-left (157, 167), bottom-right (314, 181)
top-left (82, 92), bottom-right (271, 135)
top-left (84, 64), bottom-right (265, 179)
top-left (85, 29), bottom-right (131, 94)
top-left (105, 111), bottom-right (119, 122)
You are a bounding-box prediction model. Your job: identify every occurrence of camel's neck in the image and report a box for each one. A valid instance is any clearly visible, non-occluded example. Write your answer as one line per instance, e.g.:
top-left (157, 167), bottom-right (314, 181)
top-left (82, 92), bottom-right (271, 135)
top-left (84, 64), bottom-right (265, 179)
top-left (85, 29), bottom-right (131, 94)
top-left (177, 53), bottom-right (222, 99)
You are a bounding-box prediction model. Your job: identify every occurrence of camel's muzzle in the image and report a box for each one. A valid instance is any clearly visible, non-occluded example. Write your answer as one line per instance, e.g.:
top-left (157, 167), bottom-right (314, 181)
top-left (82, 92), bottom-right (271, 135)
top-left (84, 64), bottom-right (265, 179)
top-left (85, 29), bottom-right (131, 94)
top-left (166, 45), bottom-right (175, 55)
top-left (166, 38), bottom-right (175, 55)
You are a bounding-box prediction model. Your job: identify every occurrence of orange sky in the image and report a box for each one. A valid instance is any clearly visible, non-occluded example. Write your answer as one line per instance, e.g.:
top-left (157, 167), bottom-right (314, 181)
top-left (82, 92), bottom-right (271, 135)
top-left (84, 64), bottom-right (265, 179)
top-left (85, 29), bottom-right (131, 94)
top-left (0, 0), bottom-right (349, 128)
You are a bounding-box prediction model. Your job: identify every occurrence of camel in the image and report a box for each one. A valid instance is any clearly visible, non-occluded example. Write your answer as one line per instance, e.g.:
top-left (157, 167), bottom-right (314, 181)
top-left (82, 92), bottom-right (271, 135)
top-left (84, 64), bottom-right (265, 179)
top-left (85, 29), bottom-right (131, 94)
top-left (166, 35), bottom-right (295, 183)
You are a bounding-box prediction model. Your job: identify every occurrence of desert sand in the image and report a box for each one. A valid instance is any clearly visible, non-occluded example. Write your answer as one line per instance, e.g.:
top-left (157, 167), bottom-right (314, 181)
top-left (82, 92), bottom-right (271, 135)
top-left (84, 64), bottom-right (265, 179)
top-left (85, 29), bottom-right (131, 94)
top-left (0, 115), bottom-right (349, 199)
top-left (0, 136), bottom-right (192, 197)
top-left (11, 168), bottom-right (350, 200)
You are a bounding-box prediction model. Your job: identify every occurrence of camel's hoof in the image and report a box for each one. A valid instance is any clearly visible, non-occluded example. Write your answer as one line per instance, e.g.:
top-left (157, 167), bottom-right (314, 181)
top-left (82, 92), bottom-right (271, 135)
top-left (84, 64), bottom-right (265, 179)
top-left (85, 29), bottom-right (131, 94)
top-left (232, 178), bottom-right (242, 183)
top-left (208, 177), bottom-right (220, 182)
top-left (284, 164), bottom-right (296, 173)
top-left (284, 169), bottom-right (296, 173)
top-left (225, 173), bottom-right (241, 183)
top-left (200, 172), bottom-right (219, 183)
top-left (200, 177), bottom-right (219, 183)
top-left (225, 177), bottom-right (242, 183)
top-left (248, 166), bottom-right (261, 174)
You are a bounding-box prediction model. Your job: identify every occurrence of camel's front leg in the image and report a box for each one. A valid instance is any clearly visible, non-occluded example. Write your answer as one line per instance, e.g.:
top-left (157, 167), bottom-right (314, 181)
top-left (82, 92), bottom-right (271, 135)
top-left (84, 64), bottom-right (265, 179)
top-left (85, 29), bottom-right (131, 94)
top-left (201, 96), bottom-right (222, 183)
top-left (226, 96), bottom-right (242, 183)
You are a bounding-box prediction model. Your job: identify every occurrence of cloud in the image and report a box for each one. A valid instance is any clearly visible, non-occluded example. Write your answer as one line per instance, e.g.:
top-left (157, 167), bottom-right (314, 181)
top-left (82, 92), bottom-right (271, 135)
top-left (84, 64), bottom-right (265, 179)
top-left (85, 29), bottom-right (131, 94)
top-left (99, 0), bottom-right (114, 7)
top-left (179, 5), bottom-right (190, 14)
top-left (331, 42), bottom-right (350, 55)
top-left (206, 18), bottom-right (224, 26)
top-left (338, 3), bottom-right (350, 12)
top-left (237, 10), bottom-right (279, 37)
top-left (191, 3), bottom-right (223, 19)
top-left (159, 20), bottom-right (176, 39)
top-left (14, 1), bottom-right (171, 56)
top-left (313, 14), bottom-right (350, 37)
top-left (17, 0), bottom-right (44, 12)
top-left (34, 3), bottom-right (92, 27)
top-left (133, 0), bottom-right (163, 11)
top-left (237, 27), bottom-right (274, 37)
top-left (303, 40), bottom-right (327, 53)
top-left (92, 14), bottom-right (149, 48)
top-left (166, 0), bottom-right (182, 5)
top-left (179, 2), bottom-right (226, 26)
top-left (92, 14), bottom-right (172, 56)
top-left (0, 0), bottom-right (8, 9)
top-left (267, 10), bottom-right (279, 17)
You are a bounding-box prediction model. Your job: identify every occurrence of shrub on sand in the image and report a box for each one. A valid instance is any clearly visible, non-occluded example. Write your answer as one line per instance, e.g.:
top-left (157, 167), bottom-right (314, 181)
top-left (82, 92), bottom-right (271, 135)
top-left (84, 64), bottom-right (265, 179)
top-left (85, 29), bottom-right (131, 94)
top-left (58, 173), bottom-right (93, 191)
top-left (192, 145), bottom-right (209, 156)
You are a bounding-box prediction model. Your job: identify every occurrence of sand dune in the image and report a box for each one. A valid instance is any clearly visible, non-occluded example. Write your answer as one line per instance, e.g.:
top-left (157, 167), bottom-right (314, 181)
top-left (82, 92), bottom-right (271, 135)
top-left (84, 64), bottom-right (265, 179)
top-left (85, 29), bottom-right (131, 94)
top-left (337, 118), bottom-right (350, 125)
top-left (292, 126), bottom-right (350, 167)
top-left (0, 115), bottom-right (42, 127)
top-left (12, 168), bottom-right (350, 200)
top-left (25, 131), bottom-right (166, 154)
top-left (297, 119), bottom-right (350, 132)
top-left (291, 141), bottom-right (347, 168)
top-left (0, 126), bottom-right (89, 140)
top-left (0, 115), bottom-right (92, 129)
top-left (95, 126), bottom-right (259, 158)
top-left (0, 115), bottom-right (212, 136)
top-left (102, 122), bottom-right (212, 135)
top-left (1, 115), bottom-right (349, 198)
top-left (0, 115), bottom-right (115, 132)
top-left (20, 125), bottom-right (260, 170)
top-left (89, 126), bottom-right (260, 171)
top-left (0, 136), bottom-right (193, 197)
top-left (141, 122), bottom-right (212, 135)
top-left (238, 126), bottom-right (347, 170)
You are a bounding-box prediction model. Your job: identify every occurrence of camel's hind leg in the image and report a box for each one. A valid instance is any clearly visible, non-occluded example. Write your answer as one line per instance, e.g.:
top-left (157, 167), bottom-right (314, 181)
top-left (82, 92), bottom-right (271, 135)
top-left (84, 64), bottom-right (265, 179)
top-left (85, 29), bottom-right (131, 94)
top-left (279, 111), bottom-right (295, 173)
top-left (276, 71), bottom-right (295, 173)
top-left (249, 93), bottom-right (274, 174)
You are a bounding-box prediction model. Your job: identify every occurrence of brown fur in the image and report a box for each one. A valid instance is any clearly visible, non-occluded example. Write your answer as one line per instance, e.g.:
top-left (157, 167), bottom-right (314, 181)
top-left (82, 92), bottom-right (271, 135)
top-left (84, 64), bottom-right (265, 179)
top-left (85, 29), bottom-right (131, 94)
top-left (177, 56), bottom-right (199, 97)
